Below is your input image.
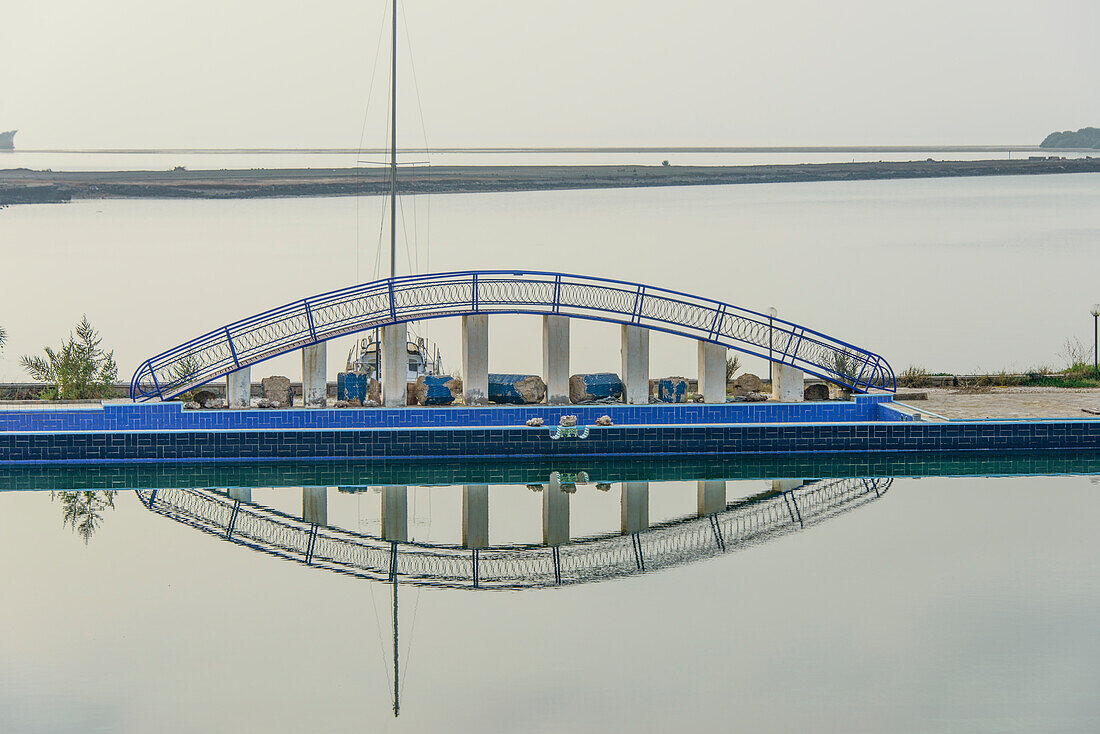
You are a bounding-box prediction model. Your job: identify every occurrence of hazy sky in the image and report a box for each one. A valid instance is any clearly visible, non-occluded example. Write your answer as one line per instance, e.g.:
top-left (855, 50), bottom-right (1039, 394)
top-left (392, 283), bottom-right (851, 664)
top-left (3, 0), bottom-right (1099, 148)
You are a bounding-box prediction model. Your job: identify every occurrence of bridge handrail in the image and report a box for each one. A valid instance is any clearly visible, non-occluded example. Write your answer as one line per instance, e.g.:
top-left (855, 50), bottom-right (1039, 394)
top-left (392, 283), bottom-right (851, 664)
top-left (130, 269), bottom-right (895, 401)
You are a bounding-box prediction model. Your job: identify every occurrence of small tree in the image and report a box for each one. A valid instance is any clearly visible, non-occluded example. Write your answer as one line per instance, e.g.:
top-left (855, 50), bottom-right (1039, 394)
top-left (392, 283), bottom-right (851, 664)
top-left (725, 353), bottom-right (741, 382)
top-left (0, 324), bottom-right (6, 351)
top-left (52, 490), bottom-right (118, 544)
top-left (20, 315), bottom-right (118, 400)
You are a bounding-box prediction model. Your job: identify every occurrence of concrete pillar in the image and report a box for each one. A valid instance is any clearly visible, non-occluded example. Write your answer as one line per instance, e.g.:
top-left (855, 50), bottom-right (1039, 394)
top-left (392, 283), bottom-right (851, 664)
top-left (226, 367), bottom-right (251, 409)
top-left (302, 343), bottom-right (327, 408)
top-left (697, 342), bottom-right (727, 404)
top-left (697, 479), bottom-right (726, 516)
top-left (772, 363), bottom-right (805, 402)
top-left (620, 325), bottom-right (650, 405)
top-left (620, 481), bottom-right (650, 534)
top-left (461, 314), bottom-right (489, 405)
top-left (382, 323), bottom-right (408, 408)
top-left (542, 315), bottom-right (570, 405)
top-left (381, 486), bottom-right (408, 542)
top-left (542, 472), bottom-right (570, 546)
top-left (227, 488), bottom-right (252, 503)
top-left (462, 485), bottom-right (489, 549)
top-left (302, 486), bottom-right (328, 525)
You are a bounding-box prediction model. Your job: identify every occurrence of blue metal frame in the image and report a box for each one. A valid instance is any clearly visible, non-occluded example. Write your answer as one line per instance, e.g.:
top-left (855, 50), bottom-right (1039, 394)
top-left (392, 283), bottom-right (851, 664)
top-left (130, 269), bottom-right (896, 401)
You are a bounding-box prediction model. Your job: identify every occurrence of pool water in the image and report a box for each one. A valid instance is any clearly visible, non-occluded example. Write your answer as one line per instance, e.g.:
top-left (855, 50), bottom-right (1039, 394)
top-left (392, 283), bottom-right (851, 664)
top-left (1, 460), bottom-right (1098, 732)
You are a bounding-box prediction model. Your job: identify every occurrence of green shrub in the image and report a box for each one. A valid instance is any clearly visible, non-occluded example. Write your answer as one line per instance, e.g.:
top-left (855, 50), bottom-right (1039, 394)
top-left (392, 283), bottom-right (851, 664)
top-left (900, 365), bottom-right (930, 388)
top-left (725, 353), bottom-right (741, 382)
top-left (20, 316), bottom-right (118, 400)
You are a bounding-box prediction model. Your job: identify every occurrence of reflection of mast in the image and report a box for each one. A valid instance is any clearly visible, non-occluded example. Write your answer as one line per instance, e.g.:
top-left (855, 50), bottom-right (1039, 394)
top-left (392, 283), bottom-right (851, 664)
top-left (391, 545), bottom-right (400, 717)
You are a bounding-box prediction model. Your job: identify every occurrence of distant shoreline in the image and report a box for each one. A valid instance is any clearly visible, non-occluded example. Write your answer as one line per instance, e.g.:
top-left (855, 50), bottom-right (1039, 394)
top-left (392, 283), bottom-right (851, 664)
top-left (2, 157), bottom-right (1098, 205)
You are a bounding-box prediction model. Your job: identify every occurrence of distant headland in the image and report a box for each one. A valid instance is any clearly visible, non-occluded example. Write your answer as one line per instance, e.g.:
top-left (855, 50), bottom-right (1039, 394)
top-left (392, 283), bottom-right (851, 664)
top-left (1040, 127), bottom-right (1100, 149)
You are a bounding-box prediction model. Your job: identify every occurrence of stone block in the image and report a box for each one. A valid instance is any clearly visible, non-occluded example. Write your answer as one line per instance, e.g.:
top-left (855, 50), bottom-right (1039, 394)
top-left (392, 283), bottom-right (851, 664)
top-left (414, 375), bottom-right (461, 405)
top-left (656, 376), bottom-right (689, 403)
top-left (488, 373), bottom-right (547, 404)
top-left (569, 373), bottom-right (624, 403)
top-left (261, 376), bottom-right (293, 407)
top-left (804, 383), bottom-right (830, 401)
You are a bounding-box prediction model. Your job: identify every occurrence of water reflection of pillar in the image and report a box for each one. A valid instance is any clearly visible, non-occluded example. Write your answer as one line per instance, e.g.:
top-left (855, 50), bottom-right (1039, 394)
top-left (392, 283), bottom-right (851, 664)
top-left (542, 473), bottom-right (570, 546)
top-left (462, 485), bottom-right (489, 549)
top-left (227, 488), bottom-right (252, 503)
top-left (620, 482), bottom-right (650, 534)
top-left (696, 480), bottom-right (726, 517)
top-left (382, 486), bottom-right (409, 542)
top-left (302, 486), bottom-right (328, 525)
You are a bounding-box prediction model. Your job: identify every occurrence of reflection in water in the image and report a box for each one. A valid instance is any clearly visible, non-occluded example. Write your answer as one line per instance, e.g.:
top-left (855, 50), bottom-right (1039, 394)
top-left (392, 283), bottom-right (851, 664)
top-left (51, 490), bottom-right (118, 544)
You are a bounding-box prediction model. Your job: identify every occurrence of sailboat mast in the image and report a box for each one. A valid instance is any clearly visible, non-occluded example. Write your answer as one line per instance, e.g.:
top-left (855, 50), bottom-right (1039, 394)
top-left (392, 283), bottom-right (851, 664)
top-left (389, 0), bottom-right (398, 280)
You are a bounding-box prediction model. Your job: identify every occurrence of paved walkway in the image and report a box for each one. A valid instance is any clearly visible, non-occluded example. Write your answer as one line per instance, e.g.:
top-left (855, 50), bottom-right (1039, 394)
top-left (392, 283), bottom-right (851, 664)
top-left (897, 387), bottom-right (1100, 420)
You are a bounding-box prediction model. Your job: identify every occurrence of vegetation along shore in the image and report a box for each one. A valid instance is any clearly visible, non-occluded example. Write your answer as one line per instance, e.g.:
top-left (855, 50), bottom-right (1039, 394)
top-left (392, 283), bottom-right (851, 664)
top-left (2, 156), bottom-right (1099, 205)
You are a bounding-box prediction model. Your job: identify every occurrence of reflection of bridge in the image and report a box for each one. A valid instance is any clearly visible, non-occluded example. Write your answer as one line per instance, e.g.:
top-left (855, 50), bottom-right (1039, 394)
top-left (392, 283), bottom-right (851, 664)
top-left (130, 270), bottom-right (895, 405)
top-left (136, 476), bottom-right (891, 590)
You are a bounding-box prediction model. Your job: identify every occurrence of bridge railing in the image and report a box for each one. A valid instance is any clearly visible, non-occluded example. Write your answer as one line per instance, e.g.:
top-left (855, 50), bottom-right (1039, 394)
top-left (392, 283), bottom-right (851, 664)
top-left (131, 270), bottom-right (894, 401)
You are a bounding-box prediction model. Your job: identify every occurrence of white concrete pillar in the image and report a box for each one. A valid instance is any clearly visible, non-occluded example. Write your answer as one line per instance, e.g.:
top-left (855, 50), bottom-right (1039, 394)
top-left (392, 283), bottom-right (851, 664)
top-left (381, 486), bottom-right (408, 542)
top-left (620, 325), bottom-right (650, 405)
top-left (302, 486), bottom-right (328, 525)
top-left (227, 488), bottom-right (252, 503)
top-left (697, 342), bottom-right (727, 404)
top-left (462, 485), bottom-right (489, 549)
top-left (461, 314), bottom-right (489, 405)
top-left (697, 479), bottom-right (726, 517)
top-left (226, 367), bottom-right (251, 409)
top-left (542, 315), bottom-right (570, 405)
top-left (542, 472), bottom-right (570, 546)
top-left (302, 343), bottom-right (327, 408)
top-left (381, 323), bottom-right (408, 408)
top-left (621, 481), bottom-right (650, 534)
top-left (772, 363), bottom-right (805, 402)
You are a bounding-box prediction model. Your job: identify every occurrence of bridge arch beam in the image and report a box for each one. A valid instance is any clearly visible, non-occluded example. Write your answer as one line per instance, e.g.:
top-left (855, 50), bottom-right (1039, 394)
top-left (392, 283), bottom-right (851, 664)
top-left (130, 270), bottom-right (895, 402)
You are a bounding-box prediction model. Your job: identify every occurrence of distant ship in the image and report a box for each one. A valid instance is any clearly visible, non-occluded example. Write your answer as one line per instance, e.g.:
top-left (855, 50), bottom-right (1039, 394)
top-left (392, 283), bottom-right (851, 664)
top-left (0, 130), bottom-right (15, 150)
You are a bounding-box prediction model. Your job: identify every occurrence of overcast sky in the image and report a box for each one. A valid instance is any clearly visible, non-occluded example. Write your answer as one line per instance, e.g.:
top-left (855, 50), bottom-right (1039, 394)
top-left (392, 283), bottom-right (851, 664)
top-left (3, 0), bottom-right (1099, 149)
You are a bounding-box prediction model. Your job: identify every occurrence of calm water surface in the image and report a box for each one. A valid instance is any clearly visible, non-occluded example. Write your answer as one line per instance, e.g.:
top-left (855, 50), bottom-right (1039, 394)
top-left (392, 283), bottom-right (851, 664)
top-left (1, 461), bottom-right (1098, 733)
top-left (1, 173), bottom-right (1098, 382)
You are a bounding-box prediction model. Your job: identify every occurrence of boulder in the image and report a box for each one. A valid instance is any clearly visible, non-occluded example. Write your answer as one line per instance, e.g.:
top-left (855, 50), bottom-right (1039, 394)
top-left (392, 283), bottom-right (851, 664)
top-left (182, 401), bottom-right (200, 410)
top-left (526, 417), bottom-right (545, 427)
top-left (337, 372), bottom-right (371, 402)
top-left (734, 373), bottom-right (763, 394)
top-left (569, 373), bottom-right (624, 403)
top-left (414, 375), bottom-right (461, 406)
top-left (596, 415), bottom-right (613, 426)
top-left (204, 398), bottom-right (227, 410)
top-left (743, 391), bottom-right (768, 402)
top-left (254, 397), bottom-right (279, 409)
top-left (406, 382), bottom-right (418, 406)
top-left (192, 389), bottom-right (218, 407)
top-left (804, 383), bottom-right (830, 401)
top-left (656, 376), bottom-right (688, 403)
top-left (559, 414), bottom-right (578, 427)
top-left (261, 376), bottom-right (293, 408)
top-left (488, 373), bottom-right (547, 404)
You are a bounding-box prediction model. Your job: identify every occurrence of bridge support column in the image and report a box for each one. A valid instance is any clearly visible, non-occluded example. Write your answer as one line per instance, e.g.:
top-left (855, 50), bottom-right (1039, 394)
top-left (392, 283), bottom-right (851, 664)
top-left (227, 488), bottom-right (251, 503)
top-left (302, 486), bottom-right (328, 525)
top-left (226, 367), bottom-right (251, 409)
top-left (697, 480), bottom-right (726, 516)
top-left (462, 485), bottom-right (489, 549)
top-left (620, 325), bottom-right (650, 405)
top-left (382, 323), bottom-right (408, 408)
top-left (542, 315), bottom-right (570, 405)
top-left (772, 363), bottom-right (805, 402)
top-left (621, 481), bottom-right (650, 534)
top-left (697, 342), bottom-right (727, 404)
top-left (462, 315), bottom-right (489, 406)
top-left (302, 343), bottom-right (327, 408)
top-left (381, 486), bottom-right (408, 542)
top-left (543, 472), bottom-right (570, 546)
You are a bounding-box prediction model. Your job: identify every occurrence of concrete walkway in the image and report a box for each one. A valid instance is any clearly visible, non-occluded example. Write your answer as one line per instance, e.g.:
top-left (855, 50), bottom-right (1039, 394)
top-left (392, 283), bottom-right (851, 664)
top-left (898, 387), bottom-right (1100, 420)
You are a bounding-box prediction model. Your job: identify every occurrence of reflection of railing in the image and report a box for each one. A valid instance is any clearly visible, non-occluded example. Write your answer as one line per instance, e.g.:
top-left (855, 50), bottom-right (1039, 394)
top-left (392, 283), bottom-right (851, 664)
top-left (136, 477), bottom-right (892, 590)
top-left (130, 270), bottom-right (895, 401)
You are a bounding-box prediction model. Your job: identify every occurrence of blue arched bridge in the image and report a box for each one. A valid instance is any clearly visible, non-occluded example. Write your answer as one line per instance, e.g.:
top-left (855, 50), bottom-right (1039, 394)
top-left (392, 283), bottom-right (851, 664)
top-left (130, 270), bottom-right (895, 401)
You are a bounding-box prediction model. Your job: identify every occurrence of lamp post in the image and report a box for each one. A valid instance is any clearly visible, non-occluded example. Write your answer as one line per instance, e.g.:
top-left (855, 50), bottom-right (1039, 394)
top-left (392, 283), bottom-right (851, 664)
top-left (1092, 304), bottom-right (1100, 378)
top-left (767, 307), bottom-right (778, 384)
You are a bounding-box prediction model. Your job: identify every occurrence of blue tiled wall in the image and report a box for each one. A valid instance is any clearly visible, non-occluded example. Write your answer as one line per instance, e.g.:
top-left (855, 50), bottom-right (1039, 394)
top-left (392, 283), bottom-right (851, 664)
top-left (1, 419), bottom-right (1099, 464)
top-left (0, 397), bottom-right (888, 433)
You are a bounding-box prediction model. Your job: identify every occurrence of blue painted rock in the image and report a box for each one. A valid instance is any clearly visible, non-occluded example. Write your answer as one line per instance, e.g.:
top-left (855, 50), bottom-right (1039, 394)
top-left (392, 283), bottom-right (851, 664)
top-left (488, 373), bottom-right (547, 404)
top-left (337, 372), bottom-right (367, 402)
top-left (656, 376), bottom-right (688, 403)
top-left (414, 375), bottom-right (461, 405)
top-left (568, 373), bottom-right (624, 403)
